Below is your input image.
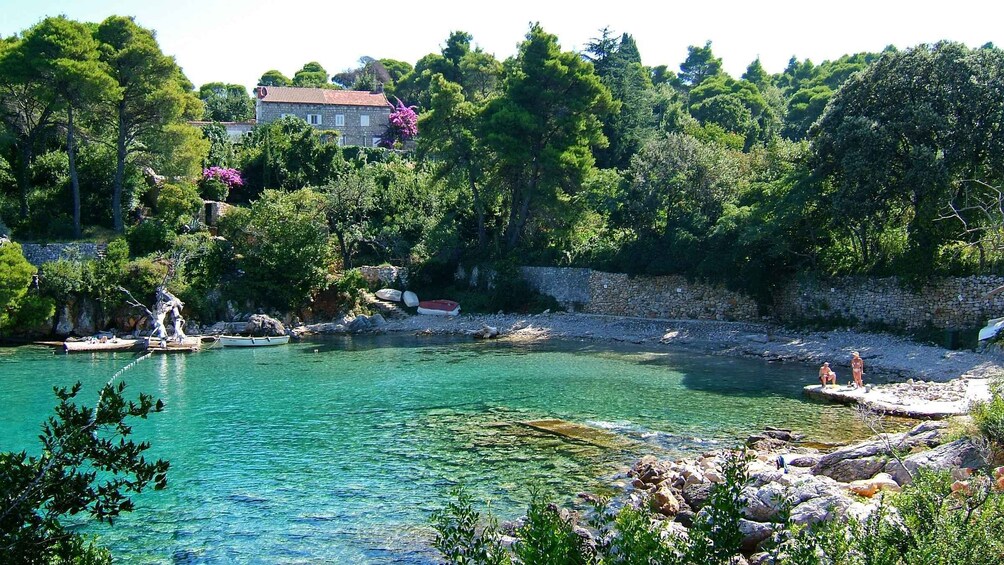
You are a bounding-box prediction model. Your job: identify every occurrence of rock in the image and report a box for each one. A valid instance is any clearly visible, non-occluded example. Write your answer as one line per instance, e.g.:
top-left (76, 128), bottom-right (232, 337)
top-left (786, 454), bottom-right (821, 468)
top-left (847, 473), bottom-right (902, 497)
top-left (245, 314), bottom-right (286, 336)
top-left (888, 438), bottom-right (988, 485)
top-left (403, 291), bottom-right (419, 307)
top-left (748, 552), bottom-right (776, 565)
top-left (789, 494), bottom-right (852, 526)
top-left (673, 509), bottom-right (696, 527)
top-left (346, 315), bottom-right (371, 332)
top-left (812, 421), bottom-right (947, 482)
top-left (738, 519), bottom-right (774, 554)
top-left (474, 324), bottom-right (499, 339)
top-left (743, 482), bottom-right (788, 522)
top-left (55, 304), bottom-right (74, 336)
top-left (369, 314), bottom-right (386, 327)
top-left (681, 482), bottom-right (713, 511)
top-left (652, 486), bottom-right (680, 517)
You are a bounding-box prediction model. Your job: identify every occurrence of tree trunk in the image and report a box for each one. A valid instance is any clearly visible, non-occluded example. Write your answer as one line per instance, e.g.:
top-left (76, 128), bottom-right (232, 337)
top-left (17, 143), bottom-right (32, 219)
top-left (468, 174), bottom-right (486, 251)
top-left (113, 102), bottom-right (127, 233)
top-left (67, 105), bottom-right (81, 239)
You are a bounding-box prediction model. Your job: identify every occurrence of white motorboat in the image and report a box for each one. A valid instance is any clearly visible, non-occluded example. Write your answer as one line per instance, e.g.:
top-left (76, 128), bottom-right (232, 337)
top-left (218, 335), bottom-right (291, 347)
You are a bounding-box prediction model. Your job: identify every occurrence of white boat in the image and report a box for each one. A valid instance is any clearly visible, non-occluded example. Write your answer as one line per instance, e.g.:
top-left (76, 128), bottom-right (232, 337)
top-left (403, 291), bottom-right (419, 307)
top-left (979, 317), bottom-right (1004, 341)
top-left (63, 337), bottom-right (143, 353)
top-left (375, 288), bottom-right (403, 302)
top-left (218, 335), bottom-right (291, 347)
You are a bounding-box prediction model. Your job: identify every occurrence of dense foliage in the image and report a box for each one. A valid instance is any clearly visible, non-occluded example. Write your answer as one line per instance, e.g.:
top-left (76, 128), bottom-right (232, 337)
top-left (4, 16), bottom-right (1004, 322)
top-left (0, 379), bottom-right (168, 563)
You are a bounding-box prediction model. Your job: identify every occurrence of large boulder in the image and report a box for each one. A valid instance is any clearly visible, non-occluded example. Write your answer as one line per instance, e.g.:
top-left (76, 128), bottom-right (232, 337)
top-left (245, 314), bottom-right (286, 336)
top-left (887, 438), bottom-right (988, 485)
top-left (812, 421), bottom-right (946, 482)
top-left (847, 473), bottom-right (902, 497)
top-left (738, 519), bottom-right (774, 554)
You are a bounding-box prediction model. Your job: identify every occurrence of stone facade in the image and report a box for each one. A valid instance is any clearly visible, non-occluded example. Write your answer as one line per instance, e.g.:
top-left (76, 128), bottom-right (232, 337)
top-left (256, 101), bottom-right (390, 146)
top-left (775, 275), bottom-right (1004, 330)
top-left (20, 242), bottom-right (104, 267)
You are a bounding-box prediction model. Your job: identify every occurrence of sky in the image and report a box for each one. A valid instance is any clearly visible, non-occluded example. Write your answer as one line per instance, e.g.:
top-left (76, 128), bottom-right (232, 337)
top-left (2, 0), bottom-right (1002, 94)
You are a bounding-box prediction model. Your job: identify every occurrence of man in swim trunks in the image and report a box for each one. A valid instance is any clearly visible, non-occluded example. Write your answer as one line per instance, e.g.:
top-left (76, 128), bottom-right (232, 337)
top-left (819, 362), bottom-right (837, 386)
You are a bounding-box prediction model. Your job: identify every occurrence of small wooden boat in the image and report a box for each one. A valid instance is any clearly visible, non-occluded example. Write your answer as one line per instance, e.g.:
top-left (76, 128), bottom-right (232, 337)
top-left (403, 291), bottom-right (419, 307)
top-left (375, 288), bottom-right (403, 302)
top-left (416, 299), bottom-right (460, 316)
top-left (146, 336), bottom-right (203, 353)
top-left (63, 338), bottom-right (143, 353)
top-left (218, 334), bottom-right (291, 347)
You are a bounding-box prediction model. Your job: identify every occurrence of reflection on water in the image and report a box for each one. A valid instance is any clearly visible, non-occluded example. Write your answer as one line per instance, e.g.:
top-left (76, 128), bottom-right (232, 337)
top-left (0, 336), bottom-right (893, 563)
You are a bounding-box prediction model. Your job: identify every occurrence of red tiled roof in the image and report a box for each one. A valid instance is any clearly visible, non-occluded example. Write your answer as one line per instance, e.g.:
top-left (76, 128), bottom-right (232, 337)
top-left (257, 86), bottom-right (391, 108)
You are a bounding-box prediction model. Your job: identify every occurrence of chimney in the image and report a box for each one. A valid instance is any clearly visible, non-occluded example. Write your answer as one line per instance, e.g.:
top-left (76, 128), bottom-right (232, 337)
top-left (255, 86), bottom-right (268, 99)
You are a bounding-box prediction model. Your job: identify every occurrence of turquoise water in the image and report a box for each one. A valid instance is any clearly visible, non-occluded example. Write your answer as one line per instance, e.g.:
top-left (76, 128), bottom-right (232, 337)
top-left (1, 337), bottom-right (871, 563)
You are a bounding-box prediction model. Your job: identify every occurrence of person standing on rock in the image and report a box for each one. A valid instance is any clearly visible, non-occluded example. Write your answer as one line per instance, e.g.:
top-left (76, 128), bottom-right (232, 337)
top-left (819, 362), bottom-right (837, 386)
top-left (851, 351), bottom-right (864, 388)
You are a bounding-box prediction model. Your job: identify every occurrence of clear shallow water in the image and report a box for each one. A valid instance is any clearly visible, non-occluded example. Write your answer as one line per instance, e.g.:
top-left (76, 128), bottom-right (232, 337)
top-left (1, 336), bottom-right (874, 563)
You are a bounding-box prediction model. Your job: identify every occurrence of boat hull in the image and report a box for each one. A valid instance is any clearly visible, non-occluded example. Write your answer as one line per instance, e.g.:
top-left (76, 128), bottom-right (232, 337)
top-left (416, 300), bottom-right (460, 316)
top-left (63, 338), bottom-right (143, 353)
top-left (219, 335), bottom-right (291, 347)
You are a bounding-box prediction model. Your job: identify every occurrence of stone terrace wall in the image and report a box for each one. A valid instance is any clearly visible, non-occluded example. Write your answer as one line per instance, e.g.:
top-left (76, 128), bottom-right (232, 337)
top-left (20, 242), bottom-right (104, 267)
top-left (520, 267), bottom-right (591, 310)
top-left (585, 272), bottom-right (762, 321)
top-left (359, 265), bottom-right (409, 287)
top-left (775, 275), bottom-right (1004, 330)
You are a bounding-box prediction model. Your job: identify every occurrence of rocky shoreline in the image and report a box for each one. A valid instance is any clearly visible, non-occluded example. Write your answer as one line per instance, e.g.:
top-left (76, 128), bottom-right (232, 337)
top-left (604, 420), bottom-right (998, 562)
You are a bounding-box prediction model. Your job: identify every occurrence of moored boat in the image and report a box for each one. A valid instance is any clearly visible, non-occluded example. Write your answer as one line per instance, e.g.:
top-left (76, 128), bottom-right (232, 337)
top-left (979, 317), bottom-right (1004, 341)
top-left (63, 337), bottom-right (143, 353)
top-left (416, 299), bottom-right (460, 316)
top-left (218, 334), bottom-right (291, 347)
top-left (375, 288), bottom-right (403, 302)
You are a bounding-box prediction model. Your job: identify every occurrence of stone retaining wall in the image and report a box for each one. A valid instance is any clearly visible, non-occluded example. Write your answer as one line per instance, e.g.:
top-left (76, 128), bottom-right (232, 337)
top-left (585, 272), bottom-right (762, 321)
top-left (359, 265), bottom-right (409, 287)
top-left (775, 275), bottom-right (1004, 329)
top-left (20, 243), bottom-right (104, 267)
top-left (521, 267), bottom-right (1004, 329)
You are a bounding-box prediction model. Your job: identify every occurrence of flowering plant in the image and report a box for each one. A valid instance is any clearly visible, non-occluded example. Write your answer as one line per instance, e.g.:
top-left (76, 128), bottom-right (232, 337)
top-left (380, 98), bottom-right (418, 148)
top-left (199, 167), bottom-right (243, 201)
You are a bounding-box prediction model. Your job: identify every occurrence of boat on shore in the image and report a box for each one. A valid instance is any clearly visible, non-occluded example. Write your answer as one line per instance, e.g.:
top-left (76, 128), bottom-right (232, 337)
top-left (63, 337), bottom-right (144, 353)
top-left (218, 334), bottom-right (291, 347)
top-left (417, 299), bottom-right (461, 316)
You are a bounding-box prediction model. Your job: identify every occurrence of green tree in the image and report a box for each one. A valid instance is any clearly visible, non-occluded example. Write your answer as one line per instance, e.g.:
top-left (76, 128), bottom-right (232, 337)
top-left (292, 61), bottom-right (328, 87)
top-left (218, 188), bottom-right (332, 310)
top-left (198, 82), bottom-right (253, 122)
top-left (321, 168), bottom-right (377, 268)
top-left (0, 379), bottom-right (168, 562)
top-left (17, 17), bottom-right (118, 238)
top-left (679, 40), bottom-right (723, 88)
top-left (812, 42), bottom-right (1004, 274)
top-left (258, 69), bottom-right (290, 87)
top-left (483, 24), bottom-right (614, 250)
top-left (96, 16), bottom-right (203, 233)
top-left (742, 57), bottom-right (769, 87)
top-left (0, 32), bottom-right (61, 219)
top-left (0, 240), bottom-right (54, 332)
top-left (419, 75), bottom-right (494, 251)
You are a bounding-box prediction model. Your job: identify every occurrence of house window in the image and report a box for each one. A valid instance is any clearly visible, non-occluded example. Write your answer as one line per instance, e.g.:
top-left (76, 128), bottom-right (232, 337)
top-left (360, 115), bottom-right (370, 127)
top-left (372, 137), bottom-right (382, 147)
top-left (337, 135), bottom-right (345, 147)
top-left (307, 114), bottom-right (322, 125)
top-left (335, 114), bottom-right (345, 127)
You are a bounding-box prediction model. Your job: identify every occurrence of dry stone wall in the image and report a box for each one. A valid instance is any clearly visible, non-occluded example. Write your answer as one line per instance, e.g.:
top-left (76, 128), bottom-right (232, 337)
top-left (521, 268), bottom-right (1004, 329)
top-left (775, 275), bottom-right (1004, 329)
top-left (585, 272), bottom-right (762, 321)
top-left (20, 242), bottom-right (104, 267)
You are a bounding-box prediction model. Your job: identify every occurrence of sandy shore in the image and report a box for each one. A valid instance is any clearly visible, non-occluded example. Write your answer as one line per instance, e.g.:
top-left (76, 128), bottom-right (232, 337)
top-left (351, 311), bottom-right (1004, 417)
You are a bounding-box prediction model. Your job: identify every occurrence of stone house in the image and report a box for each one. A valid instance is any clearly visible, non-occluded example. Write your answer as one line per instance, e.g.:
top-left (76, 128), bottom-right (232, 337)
top-left (254, 86), bottom-right (392, 147)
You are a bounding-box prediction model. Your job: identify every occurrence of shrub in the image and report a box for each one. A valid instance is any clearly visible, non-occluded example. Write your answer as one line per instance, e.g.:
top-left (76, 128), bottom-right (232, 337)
top-left (199, 166), bottom-right (243, 201)
top-left (157, 181), bottom-right (203, 228)
top-left (972, 394), bottom-right (1004, 447)
top-left (430, 486), bottom-right (509, 565)
top-left (126, 220), bottom-right (174, 257)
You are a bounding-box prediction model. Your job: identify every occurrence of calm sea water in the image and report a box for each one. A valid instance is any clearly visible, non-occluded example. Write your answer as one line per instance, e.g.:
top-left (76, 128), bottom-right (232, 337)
top-left (0, 336), bottom-right (874, 563)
